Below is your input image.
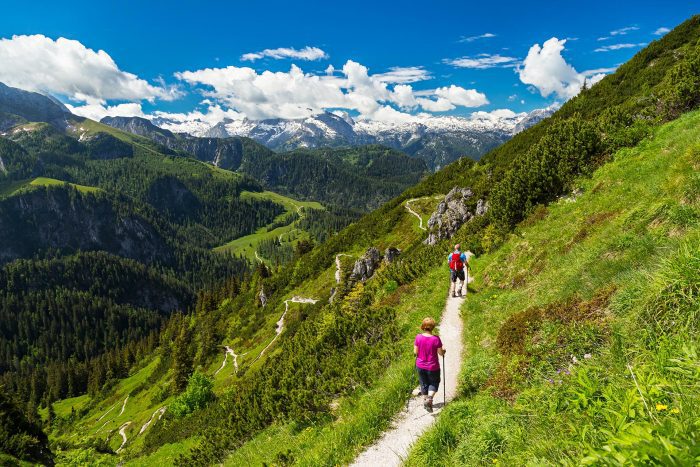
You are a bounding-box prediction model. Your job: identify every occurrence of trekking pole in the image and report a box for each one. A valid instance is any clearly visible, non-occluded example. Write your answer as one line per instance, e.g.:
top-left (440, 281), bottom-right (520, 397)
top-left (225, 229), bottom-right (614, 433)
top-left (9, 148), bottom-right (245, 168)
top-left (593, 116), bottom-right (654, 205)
top-left (442, 354), bottom-right (446, 406)
top-left (465, 267), bottom-right (468, 297)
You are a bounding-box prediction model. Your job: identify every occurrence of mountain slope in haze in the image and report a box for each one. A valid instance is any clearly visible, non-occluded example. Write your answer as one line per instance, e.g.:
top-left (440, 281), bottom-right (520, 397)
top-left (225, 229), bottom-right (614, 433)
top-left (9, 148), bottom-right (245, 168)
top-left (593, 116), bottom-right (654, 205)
top-left (102, 115), bottom-right (429, 210)
top-left (34, 15), bottom-right (700, 467)
top-left (151, 106), bottom-right (556, 170)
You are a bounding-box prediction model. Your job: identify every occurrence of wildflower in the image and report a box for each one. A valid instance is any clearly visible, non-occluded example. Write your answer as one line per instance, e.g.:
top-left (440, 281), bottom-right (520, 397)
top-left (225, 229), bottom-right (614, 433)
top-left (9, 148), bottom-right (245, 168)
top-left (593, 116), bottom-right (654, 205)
top-left (572, 355), bottom-right (579, 364)
top-left (547, 378), bottom-right (554, 384)
top-left (584, 353), bottom-right (592, 359)
top-left (656, 403), bottom-right (668, 411)
top-left (670, 407), bottom-right (680, 414)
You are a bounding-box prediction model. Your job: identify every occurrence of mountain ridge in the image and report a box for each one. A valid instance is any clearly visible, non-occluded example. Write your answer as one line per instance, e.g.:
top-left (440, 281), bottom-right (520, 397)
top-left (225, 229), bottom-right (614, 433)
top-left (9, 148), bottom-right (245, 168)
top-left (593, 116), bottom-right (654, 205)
top-left (149, 106), bottom-right (556, 170)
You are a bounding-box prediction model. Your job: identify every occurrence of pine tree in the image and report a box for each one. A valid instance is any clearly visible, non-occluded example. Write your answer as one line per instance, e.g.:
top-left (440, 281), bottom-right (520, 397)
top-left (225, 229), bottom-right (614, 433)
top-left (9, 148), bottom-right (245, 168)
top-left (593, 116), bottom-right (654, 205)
top-left (172, 324), bottom-right (193, 392)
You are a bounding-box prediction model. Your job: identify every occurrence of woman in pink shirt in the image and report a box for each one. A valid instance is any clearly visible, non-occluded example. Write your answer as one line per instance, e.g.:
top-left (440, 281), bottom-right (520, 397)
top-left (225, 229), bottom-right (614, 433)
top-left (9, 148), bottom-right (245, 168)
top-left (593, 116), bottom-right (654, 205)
top-left (414, 317), bottom-right (445, 412)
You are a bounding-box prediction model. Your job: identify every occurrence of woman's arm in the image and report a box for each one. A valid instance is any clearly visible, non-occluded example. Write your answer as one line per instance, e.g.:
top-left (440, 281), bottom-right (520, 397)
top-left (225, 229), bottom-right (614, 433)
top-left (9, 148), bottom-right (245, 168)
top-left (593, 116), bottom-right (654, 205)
top-left (414, 345), bottom-right (419, 356)
top-left (438, 347), bottom-right (446, 356)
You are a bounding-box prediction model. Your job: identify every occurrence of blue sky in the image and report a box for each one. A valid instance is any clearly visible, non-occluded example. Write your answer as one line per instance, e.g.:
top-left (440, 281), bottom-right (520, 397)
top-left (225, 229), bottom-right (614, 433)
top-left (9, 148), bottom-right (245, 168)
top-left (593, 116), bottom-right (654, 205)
top-left (0, 1), bottom-right (696, 124)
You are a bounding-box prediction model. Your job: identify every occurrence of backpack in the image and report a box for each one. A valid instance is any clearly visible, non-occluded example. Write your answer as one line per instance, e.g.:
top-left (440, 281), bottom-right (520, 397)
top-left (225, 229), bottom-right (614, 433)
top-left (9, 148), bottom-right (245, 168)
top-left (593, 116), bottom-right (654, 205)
top-left (449, 252), bottom-right (464, 271)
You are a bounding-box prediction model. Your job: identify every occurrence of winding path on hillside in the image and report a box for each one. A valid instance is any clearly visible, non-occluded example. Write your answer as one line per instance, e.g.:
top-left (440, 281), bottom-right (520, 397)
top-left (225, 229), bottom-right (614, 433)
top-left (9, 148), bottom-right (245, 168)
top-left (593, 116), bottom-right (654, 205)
top-left (96, 403), bottom-right (117, 422)
top-left (118, 395), bottom-right (129, 416)
top-left (251, 296), bottom-right (318, 364)
top-left (215, 346), bottom-right (247, 375)
top-left (350, 273), bottom-right (472, 466)
top-left (139, 407), bottom-right (166, 435)
top-left (116, 421), bottom-right (132, 453)
top-left (404, 199), bottom-right (427, 231)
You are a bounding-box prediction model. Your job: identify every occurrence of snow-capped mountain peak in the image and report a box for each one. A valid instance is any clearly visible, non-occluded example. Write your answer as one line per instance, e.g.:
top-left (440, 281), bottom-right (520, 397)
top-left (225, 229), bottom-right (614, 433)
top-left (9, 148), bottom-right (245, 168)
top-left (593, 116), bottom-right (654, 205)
top-left (151, 106), bottom-right (556, 170)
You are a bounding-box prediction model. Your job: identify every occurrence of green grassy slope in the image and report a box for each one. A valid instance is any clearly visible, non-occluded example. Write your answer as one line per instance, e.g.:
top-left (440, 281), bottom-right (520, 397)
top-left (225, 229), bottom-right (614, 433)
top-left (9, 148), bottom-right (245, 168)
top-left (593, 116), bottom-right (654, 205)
top-left (214, 191), bottom-right (324, 262)
top-left (407, 109), bottom-right (700, 465)
top-left (0, 177), bottom-right (100, 198)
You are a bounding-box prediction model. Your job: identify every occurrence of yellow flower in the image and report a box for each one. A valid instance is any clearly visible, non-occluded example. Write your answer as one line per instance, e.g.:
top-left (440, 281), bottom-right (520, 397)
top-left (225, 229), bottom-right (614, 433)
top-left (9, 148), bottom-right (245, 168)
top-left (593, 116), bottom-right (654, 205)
top-left (656, 403), bottom-right (668, 411)
top-left (670, 407), bottom-right (680, 414)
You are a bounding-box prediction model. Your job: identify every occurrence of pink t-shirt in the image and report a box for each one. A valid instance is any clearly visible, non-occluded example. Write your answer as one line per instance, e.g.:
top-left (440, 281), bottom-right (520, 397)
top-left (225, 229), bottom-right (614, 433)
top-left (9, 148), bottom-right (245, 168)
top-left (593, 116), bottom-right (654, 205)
top-left (415, 334), bottom-right (442, 371)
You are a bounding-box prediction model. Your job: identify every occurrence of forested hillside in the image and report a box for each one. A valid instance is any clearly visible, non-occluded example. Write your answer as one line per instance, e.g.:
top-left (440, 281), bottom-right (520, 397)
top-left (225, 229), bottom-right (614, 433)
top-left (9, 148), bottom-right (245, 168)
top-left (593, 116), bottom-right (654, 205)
top-left (102, 116), bottom-right (430, 211)
top-left (11, 15), bottom-right (697, 467)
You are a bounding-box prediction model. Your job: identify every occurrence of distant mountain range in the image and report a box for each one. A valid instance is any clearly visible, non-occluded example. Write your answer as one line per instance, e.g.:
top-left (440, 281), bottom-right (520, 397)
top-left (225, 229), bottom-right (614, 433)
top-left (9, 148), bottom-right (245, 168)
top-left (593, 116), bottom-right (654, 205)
top-left (150, 107), bottom-right (556, 170)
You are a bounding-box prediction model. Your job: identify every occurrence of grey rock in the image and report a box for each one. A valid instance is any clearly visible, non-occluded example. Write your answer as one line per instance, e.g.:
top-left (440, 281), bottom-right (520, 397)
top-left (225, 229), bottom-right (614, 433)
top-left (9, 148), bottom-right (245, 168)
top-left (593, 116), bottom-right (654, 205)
top-left (476, 199), bottom-right (488, 216)
top-left (350, 247), bottom-right (382, 282)
top-left (424, 187), bottom-right (487, 245)
top-left (384, 247), bottom-right (401, 264)
top-left (259, 288), bottom-right (267, 308)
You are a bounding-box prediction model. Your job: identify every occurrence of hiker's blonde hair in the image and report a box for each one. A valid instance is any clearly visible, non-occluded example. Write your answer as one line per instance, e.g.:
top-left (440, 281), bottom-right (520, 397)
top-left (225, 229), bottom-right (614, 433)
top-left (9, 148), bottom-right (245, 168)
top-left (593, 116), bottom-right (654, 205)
top-left (421, 317), bottom-right (436, 332)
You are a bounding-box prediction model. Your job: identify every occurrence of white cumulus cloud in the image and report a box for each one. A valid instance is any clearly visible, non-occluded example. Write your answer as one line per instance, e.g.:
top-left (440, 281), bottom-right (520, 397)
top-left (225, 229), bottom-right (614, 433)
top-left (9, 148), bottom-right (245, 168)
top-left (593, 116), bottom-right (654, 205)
top-left (653, 27), bottom-right (671, 36)
top-left (175, 60), bottom-right (488, 121)
top-left (240, 46), bottom-right (328, 62)
top-left (66, 102), bottom-right (146, 121)
top-left (518, 37), bottom-right (608, 100)
top-left (0, 34), bottom-right (178, 105)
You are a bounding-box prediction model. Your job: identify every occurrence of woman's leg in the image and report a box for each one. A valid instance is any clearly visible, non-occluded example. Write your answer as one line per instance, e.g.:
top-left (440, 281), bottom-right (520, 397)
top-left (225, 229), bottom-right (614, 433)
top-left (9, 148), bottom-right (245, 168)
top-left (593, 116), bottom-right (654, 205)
top-left (426, 370), bottom-right (441, 410)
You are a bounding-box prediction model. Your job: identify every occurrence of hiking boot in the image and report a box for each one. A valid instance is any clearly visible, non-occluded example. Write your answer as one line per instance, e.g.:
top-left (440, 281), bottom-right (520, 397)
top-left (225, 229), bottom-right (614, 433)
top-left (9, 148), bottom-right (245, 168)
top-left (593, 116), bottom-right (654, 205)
top-left (458, 289), bottom-right (463, 297)
top-left (424, 398), bottom-right (433, 413)
top-left (452, 293), bottom-right (457, 298)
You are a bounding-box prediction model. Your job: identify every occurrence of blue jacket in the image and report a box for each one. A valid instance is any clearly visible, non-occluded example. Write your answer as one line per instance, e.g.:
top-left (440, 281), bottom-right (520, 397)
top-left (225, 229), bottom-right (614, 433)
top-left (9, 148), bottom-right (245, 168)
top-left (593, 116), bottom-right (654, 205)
top-left (447, 251), bottom-right (468, 270)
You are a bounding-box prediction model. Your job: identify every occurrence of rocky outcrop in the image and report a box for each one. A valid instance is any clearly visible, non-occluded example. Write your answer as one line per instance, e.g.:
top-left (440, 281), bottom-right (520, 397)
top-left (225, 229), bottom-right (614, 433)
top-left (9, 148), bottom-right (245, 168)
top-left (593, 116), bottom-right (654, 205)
top-left (425, 187), bottom-right (488, 245)
top-left (476, 198), bottom-right (489, 216)
top-left (350, 247), bottom-right (382, 282)
top-left (384, 247), bottom-right (401, 264)
top-left (259, 287), bottom-right (267, 308)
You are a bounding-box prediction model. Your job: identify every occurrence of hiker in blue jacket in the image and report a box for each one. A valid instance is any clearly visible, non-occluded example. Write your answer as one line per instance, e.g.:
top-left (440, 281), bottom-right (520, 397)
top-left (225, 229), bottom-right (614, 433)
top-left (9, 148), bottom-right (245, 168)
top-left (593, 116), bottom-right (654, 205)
top-left (447, 243), bottom-right (469, 298)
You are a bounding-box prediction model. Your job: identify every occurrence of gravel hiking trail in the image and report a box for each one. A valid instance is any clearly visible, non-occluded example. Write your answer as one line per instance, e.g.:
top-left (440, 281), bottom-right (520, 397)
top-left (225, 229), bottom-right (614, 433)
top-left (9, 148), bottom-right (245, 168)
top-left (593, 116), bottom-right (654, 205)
top-left (251, 296), bottom-right (318, 364)
top-left (118, 395), bottom-right (129, 416)
top-left (350, 273), bottom-right (471, 466)
top-left (404, 199), bottom-right (427, 231)
top-left (139, 407), bottom-right (166, 435)
top-left (116, 421), bottom-right (132, 453)
top-left (215, 345), bottom-right (247, 375)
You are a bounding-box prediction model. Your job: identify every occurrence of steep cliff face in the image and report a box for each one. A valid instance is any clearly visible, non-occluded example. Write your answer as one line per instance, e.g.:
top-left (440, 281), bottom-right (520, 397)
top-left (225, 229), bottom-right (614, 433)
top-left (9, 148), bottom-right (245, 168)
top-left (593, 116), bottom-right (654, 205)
top-left (0, 186), bottom-right (173, 265)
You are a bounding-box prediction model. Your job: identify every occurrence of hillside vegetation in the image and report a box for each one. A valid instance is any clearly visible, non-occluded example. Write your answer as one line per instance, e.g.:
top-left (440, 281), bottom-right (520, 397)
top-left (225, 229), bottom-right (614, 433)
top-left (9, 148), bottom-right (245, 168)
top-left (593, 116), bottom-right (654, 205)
top-left (2, 15), bottom-right (699, 467)
top-left (408, 108), bottom-right (700, 465)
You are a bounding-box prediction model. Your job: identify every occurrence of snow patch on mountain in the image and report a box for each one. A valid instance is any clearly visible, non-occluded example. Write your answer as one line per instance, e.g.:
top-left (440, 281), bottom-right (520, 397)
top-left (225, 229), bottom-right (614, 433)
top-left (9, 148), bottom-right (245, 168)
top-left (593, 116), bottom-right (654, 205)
top-left (151, 105), bottom-right (557, 170)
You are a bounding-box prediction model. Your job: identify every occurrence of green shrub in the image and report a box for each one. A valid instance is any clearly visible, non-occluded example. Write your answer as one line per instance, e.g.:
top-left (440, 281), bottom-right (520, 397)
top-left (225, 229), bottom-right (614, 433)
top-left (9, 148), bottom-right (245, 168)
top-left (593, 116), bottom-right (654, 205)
top-left (170, 372), bottom-right (215, 418)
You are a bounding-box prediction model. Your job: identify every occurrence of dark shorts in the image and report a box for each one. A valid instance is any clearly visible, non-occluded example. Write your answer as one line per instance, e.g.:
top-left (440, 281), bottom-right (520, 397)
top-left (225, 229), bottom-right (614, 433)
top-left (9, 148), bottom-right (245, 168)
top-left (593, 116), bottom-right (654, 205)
top-left (417, 366), bottom-right (441, 394)
top-left (450, 269), bottom-right (465, 282)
